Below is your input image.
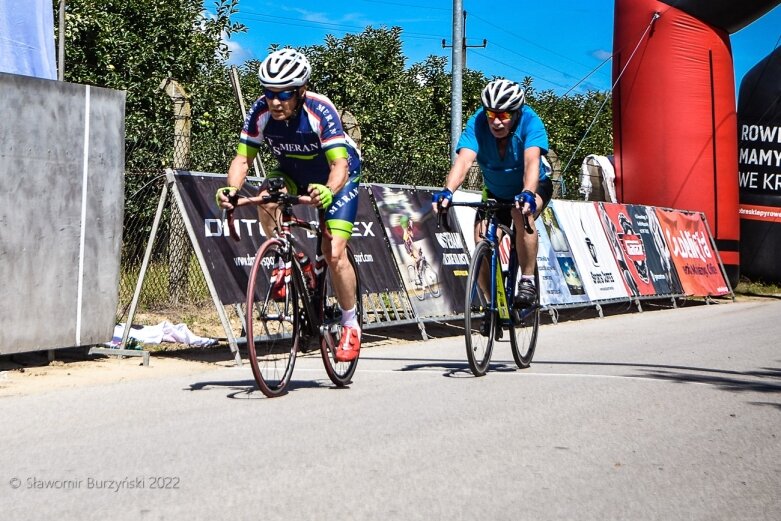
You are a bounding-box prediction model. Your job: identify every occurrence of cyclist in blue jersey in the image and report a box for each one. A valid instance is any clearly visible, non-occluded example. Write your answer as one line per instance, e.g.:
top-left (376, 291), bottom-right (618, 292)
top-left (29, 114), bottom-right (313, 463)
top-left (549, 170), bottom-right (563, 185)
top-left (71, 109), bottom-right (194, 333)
top-left (216, 48), bottom-right (362, 362)
top-left (432, 79), bottom-right (552, 306)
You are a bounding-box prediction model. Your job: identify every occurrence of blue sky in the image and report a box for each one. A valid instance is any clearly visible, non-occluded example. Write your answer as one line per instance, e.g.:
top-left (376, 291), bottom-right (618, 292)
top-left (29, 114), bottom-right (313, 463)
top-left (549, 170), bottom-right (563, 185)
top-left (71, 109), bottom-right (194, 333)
top-left (213, 0), bottom-right (780, 97)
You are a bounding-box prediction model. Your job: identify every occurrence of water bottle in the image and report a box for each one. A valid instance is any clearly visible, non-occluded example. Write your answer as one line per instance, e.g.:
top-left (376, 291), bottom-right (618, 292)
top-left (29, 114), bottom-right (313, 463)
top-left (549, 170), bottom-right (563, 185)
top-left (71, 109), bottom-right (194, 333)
top-left (297, 252), bottom-right (316, 290)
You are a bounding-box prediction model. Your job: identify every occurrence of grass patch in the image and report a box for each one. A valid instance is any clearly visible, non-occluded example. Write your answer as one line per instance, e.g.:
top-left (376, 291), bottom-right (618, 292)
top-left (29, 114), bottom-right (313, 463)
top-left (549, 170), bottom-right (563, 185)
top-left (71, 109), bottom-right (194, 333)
top-left (734, 278), bottom-right (781, 297)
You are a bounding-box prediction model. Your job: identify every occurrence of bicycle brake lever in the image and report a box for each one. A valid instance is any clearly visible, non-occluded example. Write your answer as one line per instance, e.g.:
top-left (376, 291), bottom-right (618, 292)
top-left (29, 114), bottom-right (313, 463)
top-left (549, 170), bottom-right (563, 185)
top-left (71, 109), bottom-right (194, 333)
top-left (223, 208), bottom-right (241, 242)
top-left (523, 212), bottom-right (534, 235)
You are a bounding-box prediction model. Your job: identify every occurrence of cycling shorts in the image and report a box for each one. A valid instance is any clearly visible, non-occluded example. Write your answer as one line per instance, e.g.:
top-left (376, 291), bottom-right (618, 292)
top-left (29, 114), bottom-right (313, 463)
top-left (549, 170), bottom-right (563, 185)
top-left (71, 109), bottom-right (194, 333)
top-left (262, 168), bottom-right (361, 240)
top-left (476, 177), bottom-right (553, 228)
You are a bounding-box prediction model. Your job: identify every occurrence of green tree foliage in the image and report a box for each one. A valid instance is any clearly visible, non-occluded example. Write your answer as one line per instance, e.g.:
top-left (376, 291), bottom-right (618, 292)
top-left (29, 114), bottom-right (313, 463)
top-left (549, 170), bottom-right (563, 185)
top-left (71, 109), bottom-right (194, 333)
top-left (231, 27), bottom-right (487, 187)
top-left (60, 3), bottom-right (612, 199)
top-left (60, 0), bottom-right (244, 175)
top-left (59, 0), bottom-right (245, 252)
top-left (530, 87), bottom-right (613, 197)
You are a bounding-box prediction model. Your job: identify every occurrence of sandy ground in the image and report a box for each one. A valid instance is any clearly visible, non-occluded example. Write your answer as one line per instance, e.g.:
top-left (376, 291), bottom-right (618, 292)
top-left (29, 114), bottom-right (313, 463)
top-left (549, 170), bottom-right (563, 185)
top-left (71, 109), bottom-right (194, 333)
top-left (3, 296), bottom-right (772, 398)
top-left (0, 321), bottom-right (456, 397)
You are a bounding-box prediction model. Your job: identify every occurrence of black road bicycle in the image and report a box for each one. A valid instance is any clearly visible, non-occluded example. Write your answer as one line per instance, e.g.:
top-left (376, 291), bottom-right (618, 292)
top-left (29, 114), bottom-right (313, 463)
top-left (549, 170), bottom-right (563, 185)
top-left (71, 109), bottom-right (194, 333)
top-left (439, 200), bottom-right (540, 376)
top-left (224, 178), bottom-right (362, 397)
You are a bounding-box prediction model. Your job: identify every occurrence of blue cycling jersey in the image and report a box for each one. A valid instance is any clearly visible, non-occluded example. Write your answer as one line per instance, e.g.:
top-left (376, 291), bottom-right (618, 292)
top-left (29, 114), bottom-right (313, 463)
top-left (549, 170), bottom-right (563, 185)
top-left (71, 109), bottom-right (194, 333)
top-left (457, 106), bottom-right (549, 200)
top-left (238, 91), bottom-right (361, 186)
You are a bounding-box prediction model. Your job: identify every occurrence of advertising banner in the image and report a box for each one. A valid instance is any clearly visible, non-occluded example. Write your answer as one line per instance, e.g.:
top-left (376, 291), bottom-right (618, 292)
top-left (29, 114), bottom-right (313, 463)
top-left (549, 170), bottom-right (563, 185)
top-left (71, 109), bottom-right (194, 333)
top-left (537, 205), bottom-right (590, 306)
top-left (175, 172), bottom-right (401, 305)
top-left (551, 200), bottom-right (629, 301)
top-left (653, 209), bottom-right (730, 296)
top-left (627, 205), bottom-right (684, 296)
top-left (452, 189), bottom-right (482, 255)
top-left (596, 202), bottom-right (657, 297)
top-left (284, 190), bottom-right (404, 295)
top-left (370, 185), bottom-right (470, 317)
top-left (175, 172), bottom-right (267, 305)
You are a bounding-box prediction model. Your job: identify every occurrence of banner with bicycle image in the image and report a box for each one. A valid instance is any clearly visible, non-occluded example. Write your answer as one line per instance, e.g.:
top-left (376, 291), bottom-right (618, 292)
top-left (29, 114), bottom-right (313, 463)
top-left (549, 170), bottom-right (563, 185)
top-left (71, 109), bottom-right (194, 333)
top-left (370, 185), bottom-right (470, 317)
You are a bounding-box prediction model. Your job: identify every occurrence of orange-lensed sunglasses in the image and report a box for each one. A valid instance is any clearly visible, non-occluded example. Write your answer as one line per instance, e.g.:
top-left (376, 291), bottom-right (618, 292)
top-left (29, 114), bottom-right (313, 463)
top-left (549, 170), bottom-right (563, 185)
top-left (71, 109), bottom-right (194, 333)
top-left (485, 109), bottom-right (515, 121)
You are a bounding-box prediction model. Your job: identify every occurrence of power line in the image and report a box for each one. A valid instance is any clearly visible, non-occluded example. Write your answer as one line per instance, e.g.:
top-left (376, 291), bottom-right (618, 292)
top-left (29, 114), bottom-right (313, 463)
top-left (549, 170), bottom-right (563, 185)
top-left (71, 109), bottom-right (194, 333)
top-left (468, 12), bottom-right (611, 81)
top-left (469, 49), bottom-right (570, 90)
top-left (357, 0), bottom-right (450, 10)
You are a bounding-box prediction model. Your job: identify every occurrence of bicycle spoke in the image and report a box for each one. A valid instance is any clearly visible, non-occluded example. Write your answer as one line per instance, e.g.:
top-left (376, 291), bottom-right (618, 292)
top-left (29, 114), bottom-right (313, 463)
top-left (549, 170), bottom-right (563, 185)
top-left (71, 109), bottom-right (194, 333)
top-left (465, 241), bottom-right (494, 376)
top-left (246, 241), bottom-right (298, 397)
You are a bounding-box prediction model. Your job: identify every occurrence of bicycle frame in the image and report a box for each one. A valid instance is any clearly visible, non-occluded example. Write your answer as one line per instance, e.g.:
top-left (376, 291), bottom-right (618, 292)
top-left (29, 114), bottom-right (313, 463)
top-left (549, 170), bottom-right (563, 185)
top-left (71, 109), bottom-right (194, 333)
top-left (268, 197), bottom-right (346, 348)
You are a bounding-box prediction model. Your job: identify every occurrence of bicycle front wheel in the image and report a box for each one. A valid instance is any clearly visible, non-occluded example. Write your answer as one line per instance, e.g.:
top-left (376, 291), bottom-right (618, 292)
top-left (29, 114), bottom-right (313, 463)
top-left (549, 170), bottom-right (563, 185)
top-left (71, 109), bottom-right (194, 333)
top-left (246, 240), bottom-right (299, 397)
top-left (465, 240), bottom-right (495, 376)
top-left (320, 246), bottom-right (362, 386)
top-left (423, 264), bottom-right (440, 297)
top-left (509, 266), bottom-right (540, 369)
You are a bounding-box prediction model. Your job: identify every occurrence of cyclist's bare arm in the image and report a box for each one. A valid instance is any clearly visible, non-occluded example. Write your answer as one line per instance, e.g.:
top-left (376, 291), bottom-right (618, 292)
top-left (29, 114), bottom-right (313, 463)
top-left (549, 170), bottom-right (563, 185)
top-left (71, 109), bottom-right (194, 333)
top-left (216, 154), bottom-right (252, 210)
top-left (446, 148), bottom-right (477, 190)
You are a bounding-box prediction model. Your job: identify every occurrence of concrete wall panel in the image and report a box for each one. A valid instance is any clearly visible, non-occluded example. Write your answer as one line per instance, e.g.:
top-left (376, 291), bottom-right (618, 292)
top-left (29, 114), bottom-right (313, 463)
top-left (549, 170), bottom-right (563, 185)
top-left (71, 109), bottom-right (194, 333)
top-left (0, 73), bottom-right (125, 354)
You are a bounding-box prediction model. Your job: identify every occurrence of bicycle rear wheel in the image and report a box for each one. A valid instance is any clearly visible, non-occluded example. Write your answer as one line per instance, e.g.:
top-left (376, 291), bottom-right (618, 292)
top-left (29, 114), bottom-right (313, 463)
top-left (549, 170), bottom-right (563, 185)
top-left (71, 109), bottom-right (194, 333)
top-left (246, 240), bottom-right (299, 397)
top-left (465, 241), bottom-right (495, 376)
top-left (509, 265), bottom-right (540, 369)
top-left (319, 247), bottom-right (362, 386)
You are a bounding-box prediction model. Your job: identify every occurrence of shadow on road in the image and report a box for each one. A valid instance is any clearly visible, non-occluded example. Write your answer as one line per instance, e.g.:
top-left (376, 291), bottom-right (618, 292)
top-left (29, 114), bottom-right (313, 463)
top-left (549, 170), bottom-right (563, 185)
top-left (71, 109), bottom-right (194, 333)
top-left (534, 360), bottom-right (781, 396)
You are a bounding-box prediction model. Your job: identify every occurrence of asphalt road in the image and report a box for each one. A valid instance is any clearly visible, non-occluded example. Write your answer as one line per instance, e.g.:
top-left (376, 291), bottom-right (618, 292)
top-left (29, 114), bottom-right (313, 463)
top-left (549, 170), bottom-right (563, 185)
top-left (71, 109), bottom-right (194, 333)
top-left (1, 299), bottom-right (780, 521)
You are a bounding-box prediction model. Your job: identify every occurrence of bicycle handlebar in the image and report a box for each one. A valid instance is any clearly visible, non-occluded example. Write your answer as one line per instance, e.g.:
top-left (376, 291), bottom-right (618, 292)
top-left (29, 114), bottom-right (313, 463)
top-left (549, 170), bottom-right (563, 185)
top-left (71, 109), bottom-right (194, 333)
top-left (220, 183), bottom-right (320, 242)
top-left (435, 199), bottom-right (534, 235)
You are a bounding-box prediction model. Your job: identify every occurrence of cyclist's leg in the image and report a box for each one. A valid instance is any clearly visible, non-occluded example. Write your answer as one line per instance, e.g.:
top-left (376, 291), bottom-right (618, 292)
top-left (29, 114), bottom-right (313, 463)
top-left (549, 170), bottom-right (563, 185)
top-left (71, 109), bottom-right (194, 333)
top-left (322, 175), bottom-right (360, 312)
top-left (512, 178), bottom-right (552, 304)
top-left (322, 174), bottom-right (361, 361)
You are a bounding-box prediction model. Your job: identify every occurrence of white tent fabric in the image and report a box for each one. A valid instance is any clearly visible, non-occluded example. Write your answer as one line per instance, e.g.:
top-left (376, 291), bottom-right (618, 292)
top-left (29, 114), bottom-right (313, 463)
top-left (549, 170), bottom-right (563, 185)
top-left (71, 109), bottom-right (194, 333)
top-left (580, 154), bottom-right (617, 203)
top-left (0, 0), bottom-right (57, 80)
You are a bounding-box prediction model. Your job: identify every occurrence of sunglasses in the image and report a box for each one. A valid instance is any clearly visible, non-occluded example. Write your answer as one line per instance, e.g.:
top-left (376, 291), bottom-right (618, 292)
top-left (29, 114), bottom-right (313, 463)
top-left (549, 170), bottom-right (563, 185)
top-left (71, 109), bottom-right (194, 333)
top-left (264, 88), bottom-right (298, 101)
top-left (485, 109), bottom-right (515, 121)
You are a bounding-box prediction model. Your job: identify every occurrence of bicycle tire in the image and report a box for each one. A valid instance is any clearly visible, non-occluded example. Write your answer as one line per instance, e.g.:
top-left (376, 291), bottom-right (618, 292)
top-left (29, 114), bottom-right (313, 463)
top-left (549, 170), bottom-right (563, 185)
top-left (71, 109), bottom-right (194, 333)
top-left (510, 265), bottom-right (540, 369)
top-left (319, 245), bottom-right (362, 386)
top-left (407, 264), bottom-right (425, 301)
top-left (423, 264), bottom-right (441, 297)
top-left (246, 239), bottom-right (299, 397)
top-left (464, 240), bottom-right (495, 376)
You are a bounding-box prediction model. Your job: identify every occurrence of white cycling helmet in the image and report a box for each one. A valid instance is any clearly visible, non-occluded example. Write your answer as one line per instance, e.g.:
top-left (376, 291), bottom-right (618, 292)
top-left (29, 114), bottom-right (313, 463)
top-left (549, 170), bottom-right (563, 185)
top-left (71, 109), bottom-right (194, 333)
top-left (481, 79), bottom-right (525, 111)
top-left (258, 48), bottom-right (312, 89)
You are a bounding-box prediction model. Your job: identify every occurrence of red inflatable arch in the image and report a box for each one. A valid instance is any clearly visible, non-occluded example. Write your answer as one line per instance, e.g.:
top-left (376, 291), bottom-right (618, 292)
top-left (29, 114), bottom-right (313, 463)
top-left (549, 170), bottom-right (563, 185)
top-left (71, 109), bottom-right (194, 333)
top-left (612, 0), bottom-right (779, 286)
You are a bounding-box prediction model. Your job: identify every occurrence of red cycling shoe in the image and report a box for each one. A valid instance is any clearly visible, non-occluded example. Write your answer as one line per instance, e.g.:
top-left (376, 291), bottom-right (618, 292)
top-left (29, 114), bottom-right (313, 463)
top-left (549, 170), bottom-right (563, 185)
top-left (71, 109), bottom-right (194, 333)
top-left (335, 325), bottom-right (361, 362)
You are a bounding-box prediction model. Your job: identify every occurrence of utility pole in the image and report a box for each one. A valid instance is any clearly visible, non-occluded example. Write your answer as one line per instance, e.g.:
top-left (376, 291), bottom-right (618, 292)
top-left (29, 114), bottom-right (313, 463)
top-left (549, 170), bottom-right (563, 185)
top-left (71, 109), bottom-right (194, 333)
top-left (443, 5), bottom-right (487, 163)
top-left (58, 0), bottom-right (65, 80)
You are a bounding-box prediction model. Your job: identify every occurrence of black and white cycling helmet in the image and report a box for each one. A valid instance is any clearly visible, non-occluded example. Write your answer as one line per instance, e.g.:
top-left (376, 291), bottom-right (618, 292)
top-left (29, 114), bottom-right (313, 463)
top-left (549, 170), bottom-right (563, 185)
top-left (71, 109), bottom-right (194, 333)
top-left (258, 48), bottom-right (312, 89)
top-left (481, 79), bottom-right (525, 111)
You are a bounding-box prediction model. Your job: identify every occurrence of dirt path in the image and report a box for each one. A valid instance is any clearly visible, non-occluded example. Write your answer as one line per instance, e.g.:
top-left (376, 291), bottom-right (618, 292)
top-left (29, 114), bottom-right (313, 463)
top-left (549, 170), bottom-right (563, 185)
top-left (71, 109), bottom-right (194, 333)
top-left (0, 322), bottom-right (455, 397)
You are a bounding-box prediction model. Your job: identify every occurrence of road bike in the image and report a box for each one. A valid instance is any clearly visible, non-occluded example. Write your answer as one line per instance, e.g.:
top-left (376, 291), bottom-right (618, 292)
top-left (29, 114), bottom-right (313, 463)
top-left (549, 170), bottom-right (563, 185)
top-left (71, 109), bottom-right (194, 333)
top-left (223, 178), bottom-right (362, 397)
top-left (407, 248), bottom-right (441, 301)
top-left (439, 199), bottom-right (540, 376)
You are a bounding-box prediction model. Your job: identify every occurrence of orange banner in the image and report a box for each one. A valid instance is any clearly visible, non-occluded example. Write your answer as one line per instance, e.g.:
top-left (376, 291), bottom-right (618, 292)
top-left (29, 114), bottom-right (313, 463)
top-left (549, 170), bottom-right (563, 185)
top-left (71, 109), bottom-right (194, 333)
top-left (654, 209), bottom-right (730, 296)
top-left (738, 204), bottom-right (781, 223)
